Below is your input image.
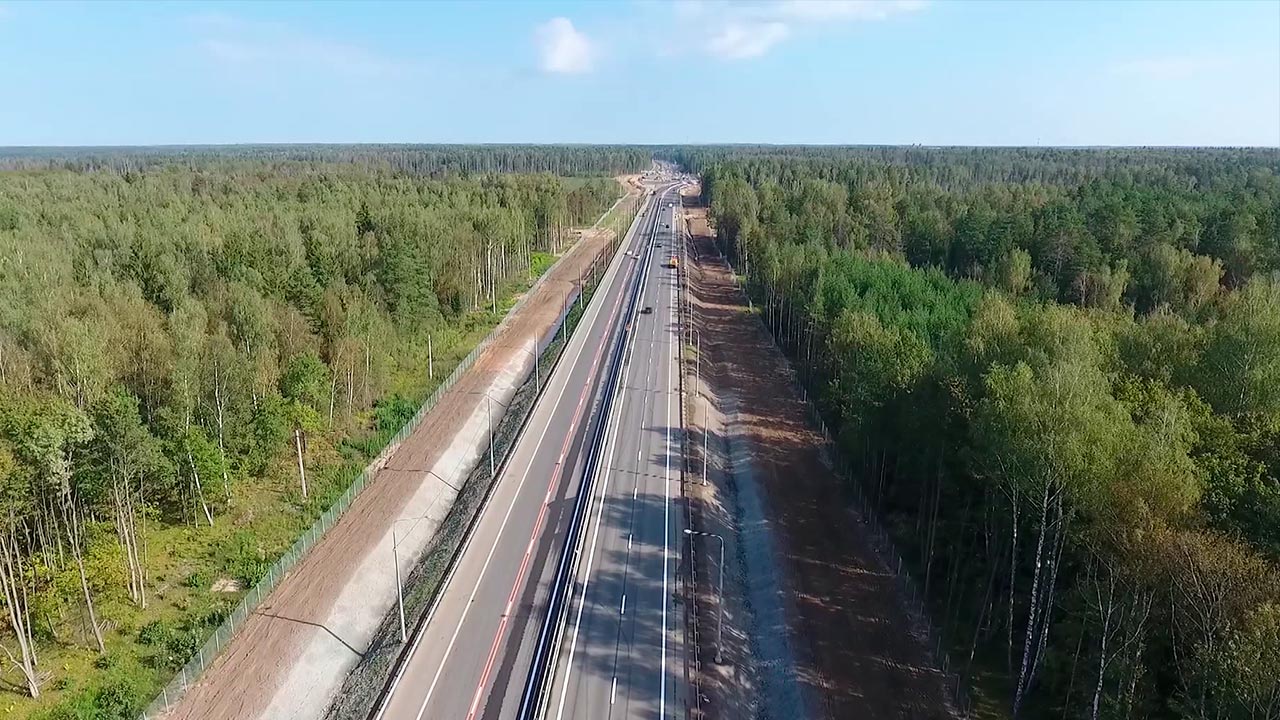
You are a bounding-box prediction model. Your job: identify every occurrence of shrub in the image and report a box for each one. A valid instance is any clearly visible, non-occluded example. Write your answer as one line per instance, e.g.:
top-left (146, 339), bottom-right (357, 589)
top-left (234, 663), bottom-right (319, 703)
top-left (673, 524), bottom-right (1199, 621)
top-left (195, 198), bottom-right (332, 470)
top-left (137, 620), bottom-right (172, 647)
top-left (93, 653), bottom-right (119, 671)
top-left (221, 531), bottom-right (269, 586)
top-left (34, 665), bottom-right (147, 720)
top-left (373, 393), bottom-right (417, 435)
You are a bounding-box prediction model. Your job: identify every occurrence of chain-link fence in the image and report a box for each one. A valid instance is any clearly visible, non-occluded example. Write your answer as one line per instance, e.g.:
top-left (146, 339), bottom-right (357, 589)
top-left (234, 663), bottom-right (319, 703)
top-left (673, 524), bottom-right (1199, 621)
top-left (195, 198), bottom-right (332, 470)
top-left (720, 250), bottom-right (974, 719)
top-left (325, 250), bottom-right (609, 719)
top-left (328, 195), bottom-right (646, 718)
top-left (138, 318), bottom-right (502, 719)
top-left (138, 193), bottom-right (643, 720)
top-left (803, 401), bottom-right (974, 717)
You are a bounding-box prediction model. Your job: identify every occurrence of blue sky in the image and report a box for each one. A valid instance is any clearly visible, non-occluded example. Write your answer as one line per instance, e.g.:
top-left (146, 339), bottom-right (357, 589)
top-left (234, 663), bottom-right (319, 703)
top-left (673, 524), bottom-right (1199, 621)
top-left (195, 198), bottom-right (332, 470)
top-left (1, 0), bottom-right (1277, 146)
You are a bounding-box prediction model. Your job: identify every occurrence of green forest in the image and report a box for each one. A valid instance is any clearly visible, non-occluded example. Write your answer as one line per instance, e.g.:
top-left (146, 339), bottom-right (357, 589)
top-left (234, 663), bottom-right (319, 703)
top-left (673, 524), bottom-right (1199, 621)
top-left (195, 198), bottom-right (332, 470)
top-left (0, 144), bottom-right (655, 178)
top-left (0, 151), bottom-right (635, 717)
top-left (692, 147), bottom-right (1280, 720)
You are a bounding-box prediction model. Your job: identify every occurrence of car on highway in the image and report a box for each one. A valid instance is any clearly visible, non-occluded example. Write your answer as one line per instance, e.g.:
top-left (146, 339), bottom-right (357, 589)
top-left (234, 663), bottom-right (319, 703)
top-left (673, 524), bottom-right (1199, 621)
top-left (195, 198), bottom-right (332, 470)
top-left (640, 306), bottom-right (653, 315)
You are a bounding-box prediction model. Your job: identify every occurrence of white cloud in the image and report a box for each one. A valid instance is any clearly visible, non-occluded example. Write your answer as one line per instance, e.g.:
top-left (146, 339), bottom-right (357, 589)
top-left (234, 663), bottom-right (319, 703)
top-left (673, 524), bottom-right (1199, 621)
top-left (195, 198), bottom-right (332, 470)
top-left (708, 22), bottom-right (790, 60)
top-left (682, 0), bottom-right (926, 61)
top-left (534, 17), bottom-right (594, 74)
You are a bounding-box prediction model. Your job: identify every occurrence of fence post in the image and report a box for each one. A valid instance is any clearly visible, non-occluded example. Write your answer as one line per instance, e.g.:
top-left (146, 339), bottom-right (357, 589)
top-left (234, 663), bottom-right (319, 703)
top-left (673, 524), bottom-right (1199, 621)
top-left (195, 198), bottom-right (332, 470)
top-left (136, 192), bottom-right (634, 720)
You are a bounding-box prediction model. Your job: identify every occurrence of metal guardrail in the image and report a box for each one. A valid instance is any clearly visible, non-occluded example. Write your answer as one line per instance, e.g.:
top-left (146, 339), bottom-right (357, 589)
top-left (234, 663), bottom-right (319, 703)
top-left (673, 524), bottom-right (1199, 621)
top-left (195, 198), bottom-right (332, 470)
top-left (137, 194), bottom-right (642, 720)
top-left (363, 191), bottom-right (649, 720)
top-left (516, 190), bottom-right (665, 720)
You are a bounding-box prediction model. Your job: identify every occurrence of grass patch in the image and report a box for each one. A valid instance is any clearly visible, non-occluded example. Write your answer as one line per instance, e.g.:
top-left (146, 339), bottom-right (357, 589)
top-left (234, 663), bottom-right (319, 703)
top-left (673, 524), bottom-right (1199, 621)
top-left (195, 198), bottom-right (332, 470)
top-left (529, 251), bottom-right (555, 280)
top-left (3, 257), bottom-right (574, 719)
top-left (324, 243), bottom-right (606, 720)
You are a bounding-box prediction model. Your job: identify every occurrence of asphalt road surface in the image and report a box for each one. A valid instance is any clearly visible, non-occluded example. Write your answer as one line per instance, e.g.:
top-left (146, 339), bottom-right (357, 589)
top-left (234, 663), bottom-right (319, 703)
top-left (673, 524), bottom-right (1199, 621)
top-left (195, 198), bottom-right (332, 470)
top-left (543, 190), bottom-right (685, 719)
top-left (375, 184), bottom-right (684, 720)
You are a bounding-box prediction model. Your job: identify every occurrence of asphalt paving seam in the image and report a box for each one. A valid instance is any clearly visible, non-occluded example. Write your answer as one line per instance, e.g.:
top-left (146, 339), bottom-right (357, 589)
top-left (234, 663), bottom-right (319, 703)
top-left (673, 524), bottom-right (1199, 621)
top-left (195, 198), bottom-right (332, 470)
top-left (550, 191), bottom-right (665, 720)
top-left (370, 194), bottom-right (651, 720)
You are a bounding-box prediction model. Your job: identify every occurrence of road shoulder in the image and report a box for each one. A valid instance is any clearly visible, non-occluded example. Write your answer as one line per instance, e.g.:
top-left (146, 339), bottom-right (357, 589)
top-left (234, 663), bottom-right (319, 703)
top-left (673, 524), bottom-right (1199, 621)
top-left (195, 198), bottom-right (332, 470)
top-left (682, 198), bottom-right (959, 720)
top-left (163, 210), bottom-right (631, 720)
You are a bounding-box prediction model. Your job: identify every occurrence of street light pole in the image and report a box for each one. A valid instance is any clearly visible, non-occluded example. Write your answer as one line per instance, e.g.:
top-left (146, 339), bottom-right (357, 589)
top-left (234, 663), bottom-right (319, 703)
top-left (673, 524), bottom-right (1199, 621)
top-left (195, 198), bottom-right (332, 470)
top-left (393, 528), bottom-right (406, 642)
top-left (531, 336), bottom-right (539, 390)
top-left (465, 391), bottom-right (509, 479)
top-left (702, 397), bottom-right (709, 487)
top-left (390, 470), bottom-right (456, 643)
top-left (687, 328), bottom-right (708, 486)
top-left (685, 528), bottom-right (726, 664)
top-left (693, 330), bottom-right (701, 405)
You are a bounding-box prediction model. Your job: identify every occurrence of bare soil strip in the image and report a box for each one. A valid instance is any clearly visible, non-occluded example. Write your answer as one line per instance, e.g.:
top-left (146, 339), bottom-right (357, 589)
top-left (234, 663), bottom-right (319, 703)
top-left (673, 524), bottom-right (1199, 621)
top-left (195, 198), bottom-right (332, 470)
top-left (683, 203), bottom-right (958, 720)
top-left (164, 221), bottom-right (626, 720)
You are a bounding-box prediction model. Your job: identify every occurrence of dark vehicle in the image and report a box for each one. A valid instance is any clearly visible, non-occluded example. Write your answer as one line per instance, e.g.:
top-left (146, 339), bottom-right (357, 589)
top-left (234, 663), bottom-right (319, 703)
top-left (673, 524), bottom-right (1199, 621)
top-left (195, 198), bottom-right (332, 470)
top-left (640, 306), bottom-right (654, 315)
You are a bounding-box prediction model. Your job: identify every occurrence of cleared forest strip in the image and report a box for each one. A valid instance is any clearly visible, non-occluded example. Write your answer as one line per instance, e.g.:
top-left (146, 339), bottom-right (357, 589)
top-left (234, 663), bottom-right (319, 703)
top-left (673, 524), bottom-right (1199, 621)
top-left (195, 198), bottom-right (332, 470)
top-left (682, 203), bottom-right (959, 720)
top-left (146, 189), bottom-right (641, 720)
top-left (325, 189), bottom-right (651, 720)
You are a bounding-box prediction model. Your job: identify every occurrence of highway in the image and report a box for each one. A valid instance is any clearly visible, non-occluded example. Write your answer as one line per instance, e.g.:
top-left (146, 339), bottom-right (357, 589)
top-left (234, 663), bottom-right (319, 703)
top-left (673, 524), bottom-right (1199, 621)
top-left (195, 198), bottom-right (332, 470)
top-left (540, 188), bottom-right (684, 719)
top-left (374, 180), bottom-right (685, 720)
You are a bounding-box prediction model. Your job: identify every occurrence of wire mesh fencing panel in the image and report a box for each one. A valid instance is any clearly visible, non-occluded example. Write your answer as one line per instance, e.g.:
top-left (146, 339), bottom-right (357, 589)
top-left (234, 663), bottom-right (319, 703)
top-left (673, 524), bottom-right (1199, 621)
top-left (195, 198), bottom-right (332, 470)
top-left (322, 192), bottom-right (646, 720)
top-left (137, 195), bottom-right (644, 720)
top-left (138, 352), bottom-right (480, 719)
top-left (715, 248), bottom-right (974, 719)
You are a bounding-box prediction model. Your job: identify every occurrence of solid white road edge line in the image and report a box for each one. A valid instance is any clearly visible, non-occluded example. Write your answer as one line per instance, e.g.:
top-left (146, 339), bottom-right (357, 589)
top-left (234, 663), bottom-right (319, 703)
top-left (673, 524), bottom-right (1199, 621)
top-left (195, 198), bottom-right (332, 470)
top-left (393, 192), bottom-right (648, 720)
top-left (550, 192), bottom-right (660, 720)
top-left (660, 209), bottom-right (675, 720)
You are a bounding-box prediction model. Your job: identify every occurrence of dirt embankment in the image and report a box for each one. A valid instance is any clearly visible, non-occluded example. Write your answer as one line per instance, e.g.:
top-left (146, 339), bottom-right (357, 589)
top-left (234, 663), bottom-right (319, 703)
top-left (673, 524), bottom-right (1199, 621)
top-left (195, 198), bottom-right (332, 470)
top-left (682, 203), bottom-right (958, 720)
top-left (165, 228), bottom-right (618, 720)
top-left (615, 173), bottom-right (646, 197)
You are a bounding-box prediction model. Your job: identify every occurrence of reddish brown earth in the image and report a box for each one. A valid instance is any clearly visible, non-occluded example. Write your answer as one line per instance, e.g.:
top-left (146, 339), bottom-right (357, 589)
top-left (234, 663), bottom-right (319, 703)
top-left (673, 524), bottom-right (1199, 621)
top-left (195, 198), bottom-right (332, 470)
top-left (166, 223), bottom-right (624, 720)
top-left (616, 173), bottom-right (645, 196)
top-left (683, 204), bottom-right (957, 720)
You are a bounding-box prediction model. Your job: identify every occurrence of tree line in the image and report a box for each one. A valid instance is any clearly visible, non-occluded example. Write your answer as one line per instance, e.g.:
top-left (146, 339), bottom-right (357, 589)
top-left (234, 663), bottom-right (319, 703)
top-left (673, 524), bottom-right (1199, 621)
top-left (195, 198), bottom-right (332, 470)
top-left (0, 144), bottom-right (654, 178)
top-left (0, 159), bottom-right (623, 713)
top-left (700, 149), bottom-right (1280, 719)
top-left (680, 145), bottom-right (1280, 307)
